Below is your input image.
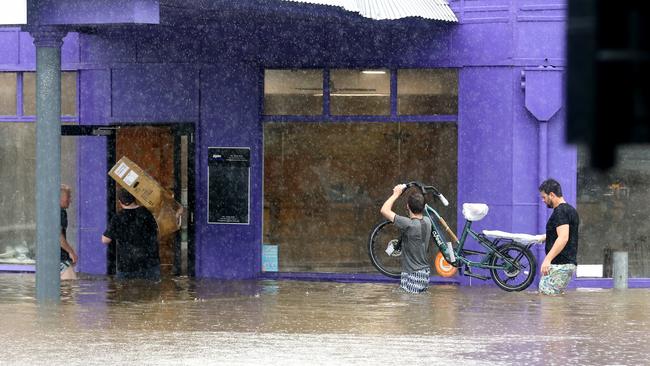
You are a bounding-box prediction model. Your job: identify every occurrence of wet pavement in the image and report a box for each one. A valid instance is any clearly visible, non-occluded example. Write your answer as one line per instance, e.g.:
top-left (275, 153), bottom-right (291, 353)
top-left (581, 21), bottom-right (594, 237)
top-left (0, 273), bottom-right (649, 365)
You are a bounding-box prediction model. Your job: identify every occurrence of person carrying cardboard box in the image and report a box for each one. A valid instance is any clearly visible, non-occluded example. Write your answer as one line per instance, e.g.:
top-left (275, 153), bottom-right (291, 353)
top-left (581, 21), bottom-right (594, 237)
top-left (101, 189), bottom-right (161, 281)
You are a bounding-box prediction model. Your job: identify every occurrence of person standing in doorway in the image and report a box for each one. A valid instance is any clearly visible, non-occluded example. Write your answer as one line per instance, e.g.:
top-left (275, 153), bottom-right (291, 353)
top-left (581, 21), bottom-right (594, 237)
top-left (538, 179), bottom-right (580, 295)
top-left (102, 189), bottom-right (160, 281)
top-left (60, 184), bottom-right (78, 280)
top-left (381, 184), bottom-right (432, 293)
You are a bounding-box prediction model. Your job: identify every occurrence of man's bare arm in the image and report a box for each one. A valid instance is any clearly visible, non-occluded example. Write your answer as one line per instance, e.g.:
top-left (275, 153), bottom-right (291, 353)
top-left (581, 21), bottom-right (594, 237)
top-left (541, 224), bottom-right (569, 275)
top-left (60, 232), bottom-right (78, 263)
top-left (380, 184), bottom-right (405, 222)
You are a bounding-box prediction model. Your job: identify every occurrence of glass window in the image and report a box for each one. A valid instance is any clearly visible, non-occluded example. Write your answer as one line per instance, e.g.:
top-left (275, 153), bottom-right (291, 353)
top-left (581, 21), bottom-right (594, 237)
top-left (263, 122), bottom-right (457, 273)
top-left (264, 69), bottom-right (323, 115)
top-left (22, 71), bottom-right (78, 116)
top-left (577, 144), bottom-right (650, 278)
top-left (0, 73), bottom-right (17, 115)
top-left (0, 123), bottom-right (36, 264)
top-left (0, 123), bottom-right (79, 265)
top-left (330, 69), bottom-right (390, 115)
top-left (398, 69), bottom-right (458, 115)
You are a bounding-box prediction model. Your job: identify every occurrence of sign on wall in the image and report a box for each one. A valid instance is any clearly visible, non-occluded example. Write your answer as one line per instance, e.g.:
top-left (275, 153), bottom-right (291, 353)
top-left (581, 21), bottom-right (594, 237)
top-left (262, 244), bottom-right (278, 272)
top-left (208, 147), bottom-right (250, 224)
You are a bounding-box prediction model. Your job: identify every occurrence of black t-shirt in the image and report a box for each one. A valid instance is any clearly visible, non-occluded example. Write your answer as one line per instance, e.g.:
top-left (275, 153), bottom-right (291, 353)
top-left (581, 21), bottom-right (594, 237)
top-left (103, 206), bottom-right (160, 273)
top-left (60, 208), bottom-right (71, 262)
top-left (545, 203), bottom-right (579, 265)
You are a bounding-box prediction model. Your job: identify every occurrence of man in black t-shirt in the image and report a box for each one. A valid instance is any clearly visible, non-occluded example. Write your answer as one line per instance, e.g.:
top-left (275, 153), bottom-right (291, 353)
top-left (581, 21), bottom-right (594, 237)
top-left (60, 184), bottom-right (78, 280)
top-left (102, 189), bottom-right (160, 281)
top-left (538, 179), bottom-right (579, 295)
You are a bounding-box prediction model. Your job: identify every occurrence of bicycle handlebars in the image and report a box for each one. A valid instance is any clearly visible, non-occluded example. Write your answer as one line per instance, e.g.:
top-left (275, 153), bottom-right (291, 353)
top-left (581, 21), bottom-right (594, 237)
top-left (404, 181), bottom-right (449, 207)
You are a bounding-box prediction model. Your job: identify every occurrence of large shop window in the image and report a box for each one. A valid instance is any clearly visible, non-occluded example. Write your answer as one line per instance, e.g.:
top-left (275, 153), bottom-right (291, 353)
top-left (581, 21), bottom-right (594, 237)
top-left (263, 122), bottom-right (457, 273)
top-left (578, 145), bottom-right (650, 277)
top-left (264, 69), bottom-right (323, 115)
top-left (0, 123), bottom-right (78, 265)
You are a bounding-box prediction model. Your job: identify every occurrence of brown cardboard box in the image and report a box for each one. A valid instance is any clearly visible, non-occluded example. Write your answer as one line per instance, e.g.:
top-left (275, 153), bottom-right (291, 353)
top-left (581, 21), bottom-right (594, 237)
top-left (155, 191), bottom-right (184, 237)
top-left (109, 156), bottom-right (183, 237)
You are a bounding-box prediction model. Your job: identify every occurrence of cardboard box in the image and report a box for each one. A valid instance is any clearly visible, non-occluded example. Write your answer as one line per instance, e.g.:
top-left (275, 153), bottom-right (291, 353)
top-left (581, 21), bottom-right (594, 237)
top-left (155, 191), bottom-right (184, 237)
top-left (109, 156), bottom-right (183, 237)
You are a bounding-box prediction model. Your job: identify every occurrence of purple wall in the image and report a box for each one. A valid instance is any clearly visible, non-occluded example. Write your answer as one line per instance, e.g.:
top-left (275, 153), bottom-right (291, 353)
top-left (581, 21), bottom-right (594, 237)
top-left (76, 137), bottom-right (108, 275)
top-left (0, 1), bottom-right (579, 284)
top-left (0, 29), bottom-right (79, 69)
top-left (196, 63), bottom-right (263, 279)
top-left (28, 0), bottom-right (159, 25)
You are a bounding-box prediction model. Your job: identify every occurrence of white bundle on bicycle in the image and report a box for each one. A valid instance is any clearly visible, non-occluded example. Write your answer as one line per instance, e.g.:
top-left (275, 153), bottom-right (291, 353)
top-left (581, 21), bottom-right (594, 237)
top-left (482, 230), bottom-right (544, 245)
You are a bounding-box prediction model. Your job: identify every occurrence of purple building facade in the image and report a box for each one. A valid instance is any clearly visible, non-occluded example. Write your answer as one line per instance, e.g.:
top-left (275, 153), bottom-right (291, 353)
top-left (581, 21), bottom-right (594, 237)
top-left (3, 0), bottom-right (637, 288)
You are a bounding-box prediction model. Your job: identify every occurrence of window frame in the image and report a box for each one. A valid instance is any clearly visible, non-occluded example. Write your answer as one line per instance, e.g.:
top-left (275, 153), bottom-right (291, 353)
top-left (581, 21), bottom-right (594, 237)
top-left (0, 71), bottom-right (79, 123)
top-left (262, 67), bottom-right (459, 122)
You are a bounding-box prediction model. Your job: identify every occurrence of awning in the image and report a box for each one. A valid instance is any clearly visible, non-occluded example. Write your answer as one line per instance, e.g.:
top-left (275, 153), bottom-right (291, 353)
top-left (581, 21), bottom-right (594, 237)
top-left (282, 0), bottom-right (458, 22)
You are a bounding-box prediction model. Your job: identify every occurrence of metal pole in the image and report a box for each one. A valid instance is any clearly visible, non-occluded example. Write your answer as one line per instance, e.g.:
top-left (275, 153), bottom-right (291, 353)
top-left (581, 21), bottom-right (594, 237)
top-left (537, 122), bottom-right (549, 267)
top-left (612, 251), bottom-right (628, 289)
top-left (32, 28), bottom-right (66, 303)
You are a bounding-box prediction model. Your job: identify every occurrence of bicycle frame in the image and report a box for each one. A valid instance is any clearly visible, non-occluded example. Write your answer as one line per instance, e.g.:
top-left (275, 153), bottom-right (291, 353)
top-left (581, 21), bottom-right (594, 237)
top-left (424, 204), bottom-right (523, 272)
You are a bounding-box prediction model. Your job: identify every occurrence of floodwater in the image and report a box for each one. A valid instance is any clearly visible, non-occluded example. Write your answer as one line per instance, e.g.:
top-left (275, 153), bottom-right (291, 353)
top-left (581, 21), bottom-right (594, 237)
top-left (0, 274), bottom-right (649, 365)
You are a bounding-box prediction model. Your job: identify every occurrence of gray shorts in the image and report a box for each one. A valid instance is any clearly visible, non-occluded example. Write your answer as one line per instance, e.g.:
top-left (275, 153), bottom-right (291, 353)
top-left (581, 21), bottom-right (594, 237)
top-left (539, 264), bottom-right (576, 295)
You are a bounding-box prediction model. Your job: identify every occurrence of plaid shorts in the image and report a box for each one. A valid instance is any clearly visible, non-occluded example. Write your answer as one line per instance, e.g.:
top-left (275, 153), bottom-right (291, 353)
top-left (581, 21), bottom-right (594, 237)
top-left (539, 264), bottom-right (576, 295)
top-left (400, 268), bottom-right (430, 294)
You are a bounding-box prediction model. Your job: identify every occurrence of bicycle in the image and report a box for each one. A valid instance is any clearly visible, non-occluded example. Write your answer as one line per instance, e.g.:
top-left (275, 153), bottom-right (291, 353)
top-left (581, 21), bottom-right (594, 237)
top-left (368, 182), bottom-right (538, 291)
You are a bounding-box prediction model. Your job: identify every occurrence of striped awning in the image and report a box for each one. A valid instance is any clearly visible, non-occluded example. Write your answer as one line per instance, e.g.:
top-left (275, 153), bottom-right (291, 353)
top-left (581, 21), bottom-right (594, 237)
top-left (282, 0), bottom-right (458, 22)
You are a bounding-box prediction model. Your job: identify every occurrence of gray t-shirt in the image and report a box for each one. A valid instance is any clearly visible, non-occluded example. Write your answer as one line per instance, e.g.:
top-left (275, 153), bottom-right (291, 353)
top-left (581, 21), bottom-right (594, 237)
top-left (394, 215), bottom-right (432, 273)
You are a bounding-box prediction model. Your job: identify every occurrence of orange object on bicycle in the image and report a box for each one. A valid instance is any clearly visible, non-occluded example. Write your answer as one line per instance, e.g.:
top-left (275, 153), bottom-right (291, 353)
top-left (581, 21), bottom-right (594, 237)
top-left (434, 251), bottom-right (458, 277)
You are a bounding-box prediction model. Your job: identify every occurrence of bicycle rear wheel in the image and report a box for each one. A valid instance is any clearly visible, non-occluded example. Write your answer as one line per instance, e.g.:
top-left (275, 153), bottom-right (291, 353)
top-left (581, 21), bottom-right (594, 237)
top-left (368, 220), bottom-right (402, 278)
top-left (489, 243), bottom-right (537, 291)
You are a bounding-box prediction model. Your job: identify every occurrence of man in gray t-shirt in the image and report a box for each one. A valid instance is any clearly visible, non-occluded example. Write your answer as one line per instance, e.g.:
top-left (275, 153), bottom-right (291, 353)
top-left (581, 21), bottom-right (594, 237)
top-left (381, 184), bottom-right (432, 293)
top-left (394, 215), bottom-right (431, 273)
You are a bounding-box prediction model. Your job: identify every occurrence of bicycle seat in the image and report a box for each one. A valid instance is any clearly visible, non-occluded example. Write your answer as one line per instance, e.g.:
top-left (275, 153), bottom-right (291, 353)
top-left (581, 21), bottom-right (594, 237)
top-left (462, 203), bottom-right (489, 221)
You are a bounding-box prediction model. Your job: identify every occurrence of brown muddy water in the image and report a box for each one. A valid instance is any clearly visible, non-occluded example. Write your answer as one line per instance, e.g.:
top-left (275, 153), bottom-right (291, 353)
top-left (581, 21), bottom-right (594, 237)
top-left (0, 273), bottom-right (648, 365)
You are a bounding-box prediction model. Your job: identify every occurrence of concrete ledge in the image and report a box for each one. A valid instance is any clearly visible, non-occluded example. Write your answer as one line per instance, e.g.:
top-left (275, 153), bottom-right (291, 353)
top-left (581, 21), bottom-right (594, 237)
top-left (0, 264), bottom-right (35, 272)
top-left (571, 277), bottom-right (650, 289)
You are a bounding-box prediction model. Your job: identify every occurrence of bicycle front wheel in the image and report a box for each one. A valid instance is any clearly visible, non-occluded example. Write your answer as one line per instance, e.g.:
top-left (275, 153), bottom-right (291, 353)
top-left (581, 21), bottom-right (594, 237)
top-left (489, 243), bottom-right (537, 291)
top-left (368, 220), bottom-right (402, 278)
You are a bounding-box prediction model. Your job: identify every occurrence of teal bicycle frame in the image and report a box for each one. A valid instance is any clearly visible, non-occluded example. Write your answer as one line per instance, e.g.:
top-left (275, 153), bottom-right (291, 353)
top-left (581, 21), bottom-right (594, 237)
top-left (424, 204), bottom-right (525, 276)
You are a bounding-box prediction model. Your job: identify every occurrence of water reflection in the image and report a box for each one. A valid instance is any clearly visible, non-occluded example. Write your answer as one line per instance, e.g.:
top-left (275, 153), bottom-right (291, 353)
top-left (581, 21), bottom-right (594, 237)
top-left (0, 274), bottom-right (649, 365)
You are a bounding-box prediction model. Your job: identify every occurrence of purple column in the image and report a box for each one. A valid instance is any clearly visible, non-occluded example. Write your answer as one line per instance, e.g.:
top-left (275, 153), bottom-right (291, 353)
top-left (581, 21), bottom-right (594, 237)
top-left (77, 137), bottom-right (108, 274)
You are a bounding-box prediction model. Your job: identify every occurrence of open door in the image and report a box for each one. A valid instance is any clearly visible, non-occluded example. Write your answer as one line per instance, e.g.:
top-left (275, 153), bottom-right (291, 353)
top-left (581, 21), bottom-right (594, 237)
top-left (115, 125), bottom-right (195, 277)
top-left (61, 124), bottom-right (195, 277)
top-left (61, 125), bottom-right (116, 275)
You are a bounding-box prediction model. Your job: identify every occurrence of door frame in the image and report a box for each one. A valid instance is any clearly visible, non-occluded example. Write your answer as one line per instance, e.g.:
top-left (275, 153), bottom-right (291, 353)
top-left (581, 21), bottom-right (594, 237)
top-left (61, 124), bottom-right (196, 277)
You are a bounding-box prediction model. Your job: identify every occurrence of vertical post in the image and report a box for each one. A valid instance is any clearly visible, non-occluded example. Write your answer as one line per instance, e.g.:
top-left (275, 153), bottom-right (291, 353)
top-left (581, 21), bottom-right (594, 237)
top-left (31, 27), bottom-right (67, 303)
top-left (613, 251), bottom-right (628, 289)
top-left (537, 122), bottom-right (549, 262)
